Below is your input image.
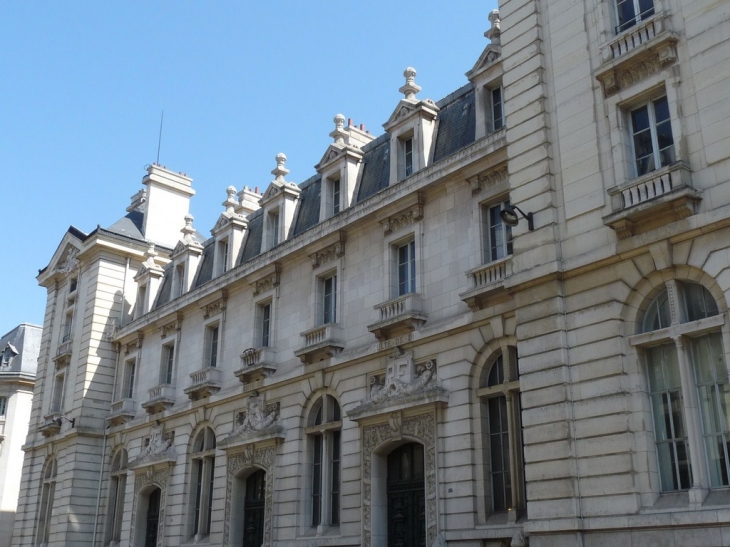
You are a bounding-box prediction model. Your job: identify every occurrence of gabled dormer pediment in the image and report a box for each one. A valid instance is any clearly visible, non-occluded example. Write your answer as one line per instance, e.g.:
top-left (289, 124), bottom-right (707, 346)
top-left (166, 215), bottom-right (204, 300)
top-left (383, 68), bottom-right (440, 185)
top-left (467, 10), bottom-right (502, 82)
top-left (133, 243), bottom-right (165, 319)
top-left (315, 114), bottom-right (370, 218)
top-left (211, 186), bottom-right (249, 276)
top-left (259, 154), bottom-right (301, 251)
top-left (134, 243), bottom-right (165, 282)
top-left (170, 215), bottom-right (204, 261)
top-left (38, 231), bottom-right (86, 287)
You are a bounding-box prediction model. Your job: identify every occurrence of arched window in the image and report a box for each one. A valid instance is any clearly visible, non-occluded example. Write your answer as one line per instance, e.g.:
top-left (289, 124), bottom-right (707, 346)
top-left (189, 427), bottom-right (216, 539)
top-left (477, 346), bottom-right (524, 516)
top-left (106, 449), bottom-right (128, 545)
top-left (306, 394), bottom-right (341, 530)
top-left (35, 456), bottom-right (57, 546)
top-left (634, 281), bottom-right (726, 492)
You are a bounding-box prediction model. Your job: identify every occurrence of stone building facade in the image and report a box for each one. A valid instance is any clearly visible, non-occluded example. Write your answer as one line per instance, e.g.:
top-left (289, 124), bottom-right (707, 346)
top-left (0, 324), bottom-right (40, 547)
top-left (13, 1), bottom-right (730, 546)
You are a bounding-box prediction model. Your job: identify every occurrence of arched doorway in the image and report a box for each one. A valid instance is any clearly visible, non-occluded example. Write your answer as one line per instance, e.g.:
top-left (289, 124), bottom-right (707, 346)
top-left (387, 443), bottom-right (426, 547)
top-left (144, 488), bottom-right (161, 547)
top-left (243, 469), bottom-right (266, 547)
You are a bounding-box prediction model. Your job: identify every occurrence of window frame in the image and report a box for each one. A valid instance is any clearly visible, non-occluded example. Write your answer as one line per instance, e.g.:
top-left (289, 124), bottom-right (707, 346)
top-left (204, 323), bottom-right (220, 369)
top-left (614, 0), bottom-right (655, 34)
top-left (321, 273), bottom-right (338, 325)
top-left (50, 372), bottom-right (66, 413)
top-left (396, 239), bottom-right (416, 297)
top-left (122, 358), bottom-right (136, 400)
top-left (490, 85), bottom-right (503, 132)
top-left (0, 396), bottom-right (7, 417)
top-left (189, 427), bottom-right (217, 540)
top-left (305, 394), bottom-right (342, 532)
top-left (105, 449), bottom-right (128, 545)
top-left (629, 95), bottom-right (675, 178)
top-left (630, 280), bottom-right (728, 497)
top-left (161, 342), bottom-right (175, 385)
top-left (481, 199), bottom-right (513, 264)
top-left (398, 133), bottom-right (415, 181)
top-left (35, 457), bottom-right (57, 547)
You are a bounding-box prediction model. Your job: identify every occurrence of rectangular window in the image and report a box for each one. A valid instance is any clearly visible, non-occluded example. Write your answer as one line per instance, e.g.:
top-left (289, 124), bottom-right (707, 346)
top-left (332, 178), bottom-right (341, 216)
top-left (162, 343), bottom-right (175, 385)
top-left (0, 396), bottom-right (7, 416)
top-left (322, 275), bottom-right (337, 325)
top-left (630, 96), bottom-right (675, 177)
top-left (268, 211), bottom-right (280, 248)
top-left (205, 325), bottom-right (219, 368)
top-left (176, 264), bottom-right (185, 297)
top-left (312, 434), bottom-right (323, 527)
top-left (123, 360), bottom-right (136, 399)
top-left (491, 87), bottom-right (503, 131)
top-left (615, 0), bottom-right (654, 33)
top-left (219, 239), bottom-right (229, 274)
top-left (51, 373), bottom-right (65, 412)
top-left (62, 312), bottom-right (73, 343)
top-left (331, 429), bottom-right (341, 525)
top-left (260, 302), bottom-right (271, 348)
top-left (69, 277), bottom-right (78, 294)
top-left (137, 284), bottom-right (148, 318)
top-left (482, 201), bottom-right (513, 263)
top-left (403, 137), bottom-right (413, 177)
top-left (397, 240), bottom-right (416, 296)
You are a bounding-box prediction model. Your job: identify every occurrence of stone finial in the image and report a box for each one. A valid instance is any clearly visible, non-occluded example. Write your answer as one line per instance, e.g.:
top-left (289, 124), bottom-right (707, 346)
top-left (330, 113), bottom-right (348, 145)
top-left (399, 67), bottom-right (421, 100)
top-left (144, 242), bottom-right (158, 266)
top-left (271, 153), bottom-right (290, 182)
top-left (486, 9), bottom-right (501, 45)
top-left (181, 213), bottom-right (197, 242)
top-left (223, 185), bottom-right (238, 214)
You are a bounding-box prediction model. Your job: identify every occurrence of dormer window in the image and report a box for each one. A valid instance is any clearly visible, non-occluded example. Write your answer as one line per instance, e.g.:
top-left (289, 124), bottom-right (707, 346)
top-left (398, 134), bottom-right (415, 180)
top-left (69, 277), bottom-right (77, 294)
top-left (175, 264), bottom-right (185, 297)
top-left (490, 86), bottom-right (503, 131)
top-left (218, 238), bottom-right (230, 274)
top-left (267, 210), bottom-right (280, 248)
top-left (615, 0), bottom-right (654, 33)
top-left (136, 284), bottom-right (148, 318)
top-left (331, 177), bottom-right (341, 216)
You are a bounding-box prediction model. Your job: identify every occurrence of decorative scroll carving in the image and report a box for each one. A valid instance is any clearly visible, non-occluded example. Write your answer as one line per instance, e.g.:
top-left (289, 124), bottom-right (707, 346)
top-left (309, 232), bottom-right (347, 268)
top-left (160, 312), bottom-right (183, 338)
top-left (468, 166), bottom-right (508, 195)
top-left (223, 444), bottom-right (276, 547)
top-left (362, 412), bottom-right (437, 547)
top-left (616, 54), bottom-right (662, 90)
top-left (55, 247), bottom-right (79, 274)
top-left (201, 290), bottom-right (228, 318)
top-left (381, 193), bottom-right (425, 235)
top-left (124, 332), bottom-right (144, 355)
top-left (251, 264), bottom-right (281, 296)
top-left (232, 394), bottom-right (279, 436)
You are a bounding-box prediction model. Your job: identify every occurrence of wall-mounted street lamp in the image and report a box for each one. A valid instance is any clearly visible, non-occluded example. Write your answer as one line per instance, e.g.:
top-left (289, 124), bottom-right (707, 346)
top-left (54, 415), bottom-right (75, 428)
top-left (500, 204), bottom-right (534, 231)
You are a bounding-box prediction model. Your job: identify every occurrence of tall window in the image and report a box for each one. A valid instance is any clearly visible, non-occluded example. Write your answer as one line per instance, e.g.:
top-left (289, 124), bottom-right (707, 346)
top-left (35, 457), bottom-right (57, 546)
top-left (615, 0), bottom-right (654, 33)
top-left (322, 275), bottom-right (337, 325)
top-left (397, 240), bottom-right (416, 296)
top-left (0, 396), bottom-right (7, 416)
top-left (258, 302), bottom-right (271, 348)
top-left (491, 86), bottom-right (503, 131)
top-left (630, 96), bottom-right (675, 177)
top-left (62, 312), bottom-right (73, 343)
top-left (635, 281), bottom-right (727, 491)
top-left (219, 239), bottom-right (229, 274)
top-left (478, 347), bottom-right (524, 515)
top-left (204, 324), bottom-right (220, 369)
top-left (482, 201), bottom-right (513, 263)
top-left (267, 210), bottom-right (280, 249)
top-left (331, 177), bottom-right (341, 216)
top-left (161, 343), bottom-right (175, 385)
top-left (122, 359), bottom-right (136, 400)
top-left (399, 136), bottom-right (414, 180)
top-left (51, 373), bottom-right (65, 412)
top-left (190, 428), bottom-right (216, 539)
top-left (176, 264), bottom-right (186, 297)
top-left (106, 449), bottom-right (128, 545)
top-left (307, 395), bottom-right (341, 529)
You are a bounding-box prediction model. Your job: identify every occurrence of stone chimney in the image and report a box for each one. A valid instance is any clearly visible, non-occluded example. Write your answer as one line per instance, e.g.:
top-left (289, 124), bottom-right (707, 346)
top-left (141, 164), bottom-right (195, 249)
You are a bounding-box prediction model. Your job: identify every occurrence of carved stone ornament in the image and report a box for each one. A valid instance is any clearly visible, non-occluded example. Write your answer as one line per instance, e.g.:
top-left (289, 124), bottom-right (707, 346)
top-left (124, 332), bottom-right (144, 355)
top-left (55, 247), bottom-right (80, 274)
top-left (381, 193), bottom-right (425, 235)
top-left (230, 394), bottom-right (279, 437)
top-left (309, 232), bottom-right (346, 268)
top-left (468, 166), bottom-right (508, 195)
top-left (128, 425), bottom-right (177, 468)
top-left (362, 412), bottom-right (438, 546)
top-left (223, 444), bottom-right (276, 546)
top-left (129, 465), bottom-right (171, 547)
top-left (600, 50), bottom-right (673, 97)
top-left (251, 265), bottom-right (281, 296)
top-left (160, 313), bottom-right (183, 338)
top-left (364, 353), bottom-right (439, 407)
top-left (201, 290), bottom-right (228, 319)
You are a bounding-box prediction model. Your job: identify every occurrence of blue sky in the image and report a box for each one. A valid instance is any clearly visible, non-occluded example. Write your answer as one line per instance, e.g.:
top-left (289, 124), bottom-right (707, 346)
top-left (0, 1), bottom-right (497, 337)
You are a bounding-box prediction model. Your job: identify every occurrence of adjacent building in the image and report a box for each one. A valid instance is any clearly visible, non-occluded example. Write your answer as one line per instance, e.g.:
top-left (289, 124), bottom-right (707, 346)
top-left (13, 1), bottom-right (730, 546)
top-left (0, 324), bottom-right (40, 547)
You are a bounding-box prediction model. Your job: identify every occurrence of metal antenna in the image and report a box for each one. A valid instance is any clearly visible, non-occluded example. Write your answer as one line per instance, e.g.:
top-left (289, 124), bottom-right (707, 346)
top-left (156, 110), bottom-right (164, 164)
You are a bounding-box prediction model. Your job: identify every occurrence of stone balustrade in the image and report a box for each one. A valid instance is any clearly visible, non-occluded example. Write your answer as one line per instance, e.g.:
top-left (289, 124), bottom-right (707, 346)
top-left (604, 13), bottom-right (665, 62)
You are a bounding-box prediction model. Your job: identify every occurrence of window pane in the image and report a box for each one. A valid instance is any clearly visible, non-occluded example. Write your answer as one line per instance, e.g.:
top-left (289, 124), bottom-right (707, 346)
top-left (684, 283), bottom-right (719, 322)
top-left (616, 0), bottom-right (637, 31)
top-left (642, 290), bottom-right (670, 332)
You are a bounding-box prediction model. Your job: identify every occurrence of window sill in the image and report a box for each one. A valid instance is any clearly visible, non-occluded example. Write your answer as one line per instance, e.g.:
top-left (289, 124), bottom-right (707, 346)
top-left (107, 398), bottom-right (136, 426)
top-left (295, 323), bottom-right (344, 364)
top-left (459, 256), bottom-right (512, 311)
top-left (184, 367), bottom-right (222, 401)
top-left (368, 293), bottom-right (427, 342)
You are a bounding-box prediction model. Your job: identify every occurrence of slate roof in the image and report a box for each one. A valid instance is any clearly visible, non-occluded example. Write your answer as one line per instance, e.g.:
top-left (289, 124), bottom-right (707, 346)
top-left (153, 264), bottom-right (174, 310)
top-left (291, 175), bottom-right (321, 237)
top-left (105, 210), bottom-right (145, 242)
top-left (432, 84), bottom-right (476, 163)
top-left (355, 134), bottom-right (391, 204)
top-left (193, 240), bottom-right (215, 289)
top-left (239, 212), bottom-right (264, 265)
top-left (0, 323), bottom-right (41, 377)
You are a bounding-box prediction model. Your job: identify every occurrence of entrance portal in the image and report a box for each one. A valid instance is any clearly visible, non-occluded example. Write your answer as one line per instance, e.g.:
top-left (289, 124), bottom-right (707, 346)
top-left (387, 443), bottom-right (426, 547)
top-left (144, 488), bottom-right (161, 547)
top-left (243, 469), bottom-right (266, 547)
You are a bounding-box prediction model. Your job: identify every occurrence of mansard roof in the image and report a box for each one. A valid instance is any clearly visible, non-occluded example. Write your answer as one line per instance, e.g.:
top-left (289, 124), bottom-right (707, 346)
top-left (355, 134), bottom-right (391, 204)
top-left (239, 211), bottom-right (264, 265)
top-left (193, 239), bottom-right (215, 290)
top-left (291, 174), bottom-right (322, 238)
top-left (153, 263), bottom-right (174, 310)
top-left (432, 84), bottom-right (476, 163)
top-left (105, 210), bottom-right (145, 242)
top-left (0, 323), bottom-right (41, 377)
